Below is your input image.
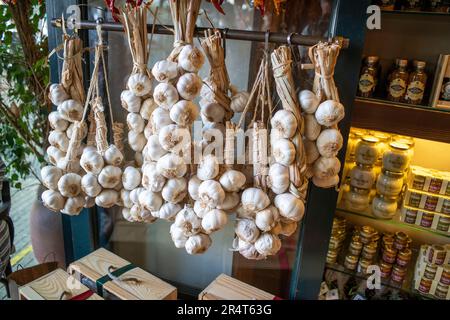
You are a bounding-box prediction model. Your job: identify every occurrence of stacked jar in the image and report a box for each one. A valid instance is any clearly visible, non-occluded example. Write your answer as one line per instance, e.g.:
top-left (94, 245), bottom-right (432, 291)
top-left (372, 141), bottom-right (412, 219)
top-left (344, 225), bottom-right (378, 273)
top-left (379, 231), bottom-right (412, 284)
top-left (326, 217), bottom-right (347, 264)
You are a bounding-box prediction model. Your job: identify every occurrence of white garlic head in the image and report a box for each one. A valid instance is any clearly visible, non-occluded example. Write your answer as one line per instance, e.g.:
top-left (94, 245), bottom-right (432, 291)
top-left (299, 90), bottom-right (320, 114)
top-left (142, 162), bottom-right (166, 192)
top-left (274, 193), bottom-right (305, 222)
top-left (48, 111), bottom-right (69, 131)
top-left (81, 173), bottom-right (102, 198)
top-left (254, 233), bottom-right (281, 256)
top-left (170, 224), bottom-right (189, 248)
top-left (241, 188), bottom-right (270, 214)
top-left (138, 189), bottom-right (163, 212)
top-left (98, 165), bottom-right (122, 189)
top-left (58, 173), bottom-right (82, 198)
top-left (176, 73), bottom-right (202, 100)
top-left (127, 73), bottom-right (152, 97)
top-left (66, 123), bottom-right (88, 140)
top-left (104, 145), bottom-right (124, 166)
top-left (185, 233), bottom-right (212, 255)
top-left (95, 189), bottom-right (119, 208)
top-left (174, 206), bottom-right (202, 237)
top-left (217, 192), bottom-right (240, 211)
top-left (271, 110), bottom-right (298, 139)
top-left (235, 204), bottom-right (256, 220)
top-left (41, 189), bottom-right (66, 212)
top-left (49, 83), bottom-right (70, 106)
top-left (122, 208), bottom-right (133, 222)
top-left (313, 156), bottom-right (341, 180)
top-left (200, 102), bottom-right (225, 123)
top-left (151, 60), bottom-right (178, 82)
top-left (267, 163), bottom-right (290, 195)
top-left (272, 138), bottom-right (296, 166)
top-left (156, 153), bottom-right (187, 179)
top-left (48, 130), bottom-right (70, 152)
top-left (121, 189), bottom-right (133, 209)
top-left (238, 239), bottom-right (264, 260)
top-left (58, 99), bottom-right (83, 122)
top-left (279, 221), bottom-right (298, 237)
top-left (47, 146), bottom-right (66, 166)
top-left (140, 97), bottom-right (157, 120)
top-left (41, 165), bottom-right (63, 191)
top-left (315, 100), bottom-right (345, 127)
top-left (188, 175), bottom-right (202, 201)
top-left (201, 209), bottom-right (228, 234)
top-left (316, 128), bottom-right (343, 158)
top-left (80, 149), bottom-right (104, 175)
top-left (178, 45), bottom-right (205, 73)
top-left (157, 203), bottom-right (182, 221)
top-left (130, 187), bottom-right (146, 205)
top-left (144, 134), bottom-right (167, 162)
top-left (149, 107), bottom-right (173, 134)
top-left (255, 206), bottom-right (280, 232)
top-left (128, 130), bottom-right (146, 153)
top-left (122, 166), bottom-right (142, 191)
top-left (170, 100), bottom-right (199, 127)
top-left (153, 82), bottom-right (179, 109)
top-left (162, 177), bottom-right (187, 204)
top-left (61, 195), bottom-right (85, 215)
top-left (158, 124), bottom-right (188, 153)
top-left (198, 180), bottom-right (226, 208)
top-left (219, 170), bottom-right (246, 192)
top-left (194, 200), bottom-right (214, 219)
top-left (312, 175), bottom-right (340, 188)
top-left (127, 113), bottom-right (145, 133)
top-left (235, 219), bottom-right (260, 244)
top-left (230, 91), bottom-right (249, 113)
top-left (304, 114), bottom-right (321, 141)
top-left (197, 154), bottom-right (220, 181)
top-left (305, 139), bottom-right (320, 165)
top-left (120, 90), bottom-right (141, 113)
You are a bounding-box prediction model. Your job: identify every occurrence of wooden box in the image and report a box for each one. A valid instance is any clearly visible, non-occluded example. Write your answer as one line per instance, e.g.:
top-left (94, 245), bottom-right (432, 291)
top-left (19, 268), bottom-right (103, 300)
top-left (199, 274), bottom-right (276, 300)
top-left (68, 248), bottom-right (177, 300)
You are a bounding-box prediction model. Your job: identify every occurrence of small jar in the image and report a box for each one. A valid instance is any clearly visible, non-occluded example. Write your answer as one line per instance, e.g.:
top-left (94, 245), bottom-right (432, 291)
top-left (382, 245), bottom-right (397, 264)
top-left (348, 240), bottom-right (363, 256)
top-left (418, 277), bottom-right (433, 294)
top-left (380, 261), bottom-right (393, 278)
top-left (372, 194), bottom-right (398, 219)
top-left (355, 135), bottom-right (379, 166)
top-left (408, 192), bottom-right (422, 207)
top-left (391, 265), bottom-right (407, 283)
top-left (424, 195), bottom-right (439, 211)
top-left (373, 132), bottom-right (391, 166)
top-left (435, 283), bottom-right (449, 300)
top-left (326, 250), bottom-right (338, 264)
top-left (404, 208), bottom-right (418, 224)
top-left (423, 264), bottom-right (438, 280)
top-left (396, 248), bottom-right (412, 267)
top-left (412, 174), bottom-right (426, 190)
top-left (428, 177), bottom-right (444, 194)
top-left (382, 236), bottom-right (395, 250)
top-left (344, 255), bottom-right (359, 271)
top-left (358, 258), bottom-right (372, 274)
top-left (382, 142), bottom-right (411, 173)
top-left (360, 226), bottom-right (376, 244)
top-left (362, 243), bottom-right (377, 261)
top-left (437, 215), bottom-right (450, 232)
top-left (376, 169), bottom-right (404, 197)
top-left (345, 187), bottom-right (370, 212)
top-left (350, 164), bottom-right (376, 189)
top-left (440, 266), bottom-right (450, 285)
top-left (429, 245), bottom-right (447, 265)
top-left (394, 231), bottom-right (409, 250)
top-left (328, 235), bottom-right (342, 250)
top-left (420, 212), bottom-right (435, 228)
top-left (442, 199), bottom-right (450, 215)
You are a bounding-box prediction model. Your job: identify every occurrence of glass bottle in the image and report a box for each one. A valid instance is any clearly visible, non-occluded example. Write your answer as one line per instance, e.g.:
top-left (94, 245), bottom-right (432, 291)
top-left (405, 61), bottom-right (427, 105)
top-left (355, 135), bottom-right (380, 166)
top-left (358, 56), bottom-right (379, 98)
top-left (387, 59), bottom-right (409, 102)
top-left (382, 142), bottom-right (411, 173)
top-left (350, 164), bottom-right (376, 190)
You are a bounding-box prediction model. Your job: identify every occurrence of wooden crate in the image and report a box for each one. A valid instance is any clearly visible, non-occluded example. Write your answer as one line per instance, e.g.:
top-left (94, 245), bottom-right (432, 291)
top-left (19, 268), bottom-right (103, 300)
top-left (199, 274), bottom-right (276, 300)
top-left (68, 248), bottom-right (177, 300)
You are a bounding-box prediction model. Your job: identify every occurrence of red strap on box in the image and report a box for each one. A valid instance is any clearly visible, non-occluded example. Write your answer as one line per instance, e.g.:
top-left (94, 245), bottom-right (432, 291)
top-left (69, 290), bottom-right (95, 300)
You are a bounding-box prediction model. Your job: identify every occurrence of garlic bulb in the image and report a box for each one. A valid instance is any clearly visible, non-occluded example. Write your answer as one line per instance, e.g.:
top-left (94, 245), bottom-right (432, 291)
top-left (140, 97), bottom-right (157, 120)
top-left (66, 123), bottom-right (88, 140)
top-left (272, 138), bottom-right (296, 166)
top-left (313, 156), bottom-right (341, 179)
top-left (157, 203), bottom-right (181, 221)
top-left (122, 208), bottom-right (133, 222)
top-left (49, 83), bottom-right (69, 106)
top-left (271, 221), bottom-right (283, 235)
top-left (95, 189), bottom-right (118, 208)
top-left (140, 209), bottom-right (156, 223)
top-left (299, 90), bottom-right (320, 114)
top-left (176, 73), bottom-right (202, 100)
top-left (41, 165), bottom-right (63, 191)
top-left (217, 192), bottom-right (240, 211)
top-left (270, 110), bottom-right (297, 139)
top-left (315, 100), bottom-right (345, 127)
top-left (144, 134), bottom-right (167, 161)
top-left (274, 193), bottom-right (305, 222)
top-left (130, 187), bottom-right (145, 205)
top-left (47, 146), bottom-right (66, 166)
top-left (104, 145), bottom-right (124, 166)
top-left (219, 170), bottom-right (246, 192)
top-left (121, 189), bottom-right (133, 208)
top-left (80, 149), bottom-right (104, 175)
top-left (162, 178), bottom-right (187, 204)
top-left (305, 139), bottom-right (320, 164)
top-left (127, 73), bottom-right (152, 97)
top-left (201, 209), bottom-right (228, 234)
top-left (255, 206), bottom-right (280, 232)
top-left (150, 107), bottom-right (173, 134)
top-left (61, 195), bottom-right (85, 215)
top-left (230, 91), bottom-right (249, 113)
top-left (267, 163), bottom-right (290, 195)
top-left (128, 130), bottom-right (146, 152)
top-left (122, 166), bottom-right (142, 191)
top-left (151, 60), bottom-right (178, 82)
top-left (158, 124), bottom-right (188, 153)
top-left (81, 173), bottom-right (102, 198)
top-left (48, 111), bottom-right (69, 131)
top-left (174, 206), bottom-right (201, 237)
top-left (241, 188), bottom-right (270, 214)
top-left (178, 45), bottom-right (205, 72)
top-left (304, 114), bottom-right (321, 141)
top-left (197, 154), bottom-right (219, 181)
top-left (156, 153), bottom-right (187, 179)
top-left (120, 90), bottom-right (141, 113)
top-left (198, 180), bottom-right (225, 208)
top-left (200, 102), bottom-right (225, 123)
top-left (127, 113), bottom-right (145, 133)
top-left (129, 204), bottom-right (142, 221)
top-left (194, 200), bottom-right (213, 219)
top-left (188, 175), bottom-right (202, 201)
top-left (254, 233), bottom-right (281, 256)
top-left (279, 221), bottom-right (298, 237)
top-left (48, 130), bottom-right (70, 152)
top-left (312, 175), bottom-right (340, 188)
top-left (235, 205), bottom-right (256, 220)
top-left (153, 83), bottom-right (179, 109)
top-left (58, 99), bottom-right (83, 122)
top-left (58, 173), bottom-right (82, 197)
top-left (138, 190), bottom-right (163, 212)
top-left (98, 165), bottom-right (122, 189)
top-left (235, 219), bottom-right (260, 243)
top-left (170, 100), bottom-right (199, 126)
top-left (142, 162), bottom-right (166, 192)
top-left (238, 239), bottom-right (264, 260)
top-left (170, 224), bottom-right (189, 248)
top-left (316, 128), bottom-right (343, 158)
top-left (185, 233), bottom-right (212, 255)
top-left (41, 189), bottom-right (65, 212)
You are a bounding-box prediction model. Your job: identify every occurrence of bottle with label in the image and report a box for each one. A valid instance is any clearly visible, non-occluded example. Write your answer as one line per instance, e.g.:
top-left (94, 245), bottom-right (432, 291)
top-left (387, 59), bottom-right (409, 102)
top-left (358, 56), bottom-right (379, 98)
top-left (405, 61), bottom-right (427, 105)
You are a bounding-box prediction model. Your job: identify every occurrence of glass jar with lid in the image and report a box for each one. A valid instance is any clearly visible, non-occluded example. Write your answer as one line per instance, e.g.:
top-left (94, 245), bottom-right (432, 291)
top-left (372, 194), bottom-right (398, 219)
top-left (350, 164), bottom-right (376, 190)
top-left (355, 135), bottom-right (380, 166)
top-left (393, 135), bottom-right (415, 159)
top-left (376, 169), bottom-right (404, 197)
top-left (382, 142), bottom-right (411, 173)
top-left (344, 255), bottom-right (359, 271)
top-left (372, 131), bottom-right (391, 166)
top-left (345, 187), bottom-right (370, 212)
top-left (359, 226), bottom-right (376, 244)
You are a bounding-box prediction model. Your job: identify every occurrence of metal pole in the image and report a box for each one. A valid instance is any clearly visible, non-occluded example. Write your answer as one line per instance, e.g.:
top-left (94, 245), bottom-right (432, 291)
top-left (51, 18), bottom-right (350, 48)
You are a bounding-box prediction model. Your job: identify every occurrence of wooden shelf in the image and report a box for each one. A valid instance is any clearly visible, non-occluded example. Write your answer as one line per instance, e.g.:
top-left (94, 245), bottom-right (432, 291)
top-left (352, 98), bottom-right (450, 144)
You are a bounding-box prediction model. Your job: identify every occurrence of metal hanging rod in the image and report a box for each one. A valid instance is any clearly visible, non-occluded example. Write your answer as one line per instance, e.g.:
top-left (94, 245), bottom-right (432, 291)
top-left (51, 18), bottom-right (349, 48)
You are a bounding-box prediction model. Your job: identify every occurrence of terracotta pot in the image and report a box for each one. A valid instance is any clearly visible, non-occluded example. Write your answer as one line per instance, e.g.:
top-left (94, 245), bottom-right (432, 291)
top-left (29, 186), bottom-right (66, 268)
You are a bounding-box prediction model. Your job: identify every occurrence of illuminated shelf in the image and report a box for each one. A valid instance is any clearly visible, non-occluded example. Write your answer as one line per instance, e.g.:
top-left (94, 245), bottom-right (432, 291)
top-left (381, 9), bottom-right (450, 17)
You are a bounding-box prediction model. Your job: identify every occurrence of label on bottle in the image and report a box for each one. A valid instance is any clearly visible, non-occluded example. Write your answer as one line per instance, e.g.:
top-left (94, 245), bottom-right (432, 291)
top-left (406, 81), bottom-right (425, 102)
top-left (359, 74), bottom-right (375, 93)
top-left (389, 78), bottom-right (407, 98)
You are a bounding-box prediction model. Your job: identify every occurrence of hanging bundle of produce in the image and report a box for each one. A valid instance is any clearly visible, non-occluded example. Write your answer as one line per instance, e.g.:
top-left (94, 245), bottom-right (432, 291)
top-left (299, 41), bottom-right (344, 188)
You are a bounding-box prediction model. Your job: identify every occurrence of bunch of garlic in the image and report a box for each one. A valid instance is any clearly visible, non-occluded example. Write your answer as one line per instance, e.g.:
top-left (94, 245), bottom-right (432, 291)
top-left (299, 90), bottom-right (344, 188)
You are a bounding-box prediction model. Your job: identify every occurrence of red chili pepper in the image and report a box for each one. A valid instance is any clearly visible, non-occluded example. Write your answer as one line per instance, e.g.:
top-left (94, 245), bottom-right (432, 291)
top-left (104, 0), bottom-right (121, 22)
top-left (207, 0), bottom-right (226, 15)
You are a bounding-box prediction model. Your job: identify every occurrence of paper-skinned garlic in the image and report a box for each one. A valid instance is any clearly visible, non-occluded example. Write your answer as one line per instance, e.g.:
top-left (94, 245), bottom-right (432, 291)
top-left (158, 124), bottom-right (188, 153)
top-left (151, 60), bottom-right (178, 83)
top-left (315, 100), bottom-right (345, 127)
top-left (162, 178), bottom-right (187, 204)
top-left (48, 111), bottom-right (69, 131)
top-left (128, 130), bottom-right (146, 152)
top-left (267, 163), bottom-right (290, 195)
top-left (127, 73), bottom-right (152, 97)
top-left (235, 218), bottom-right (260, 244)
top-left (156, 203), bottom-right (181, 221)
top-left (241, 188), bottom-right (270, 214)
top-left (185, 233), bottom-right (211, 255)
top-left (174, 206), bottom-right (201, 237)
top-left (49, 83), bottom-right (69, 106)
top-left (312, 175), bottom-right (340, 188)
top-left (299, 90), bottom-right (320, 114)
top-left (81, 173), bottom-right (102, 198)
top-left (197, 154), bottom-right (220, 181)
top-left (270, 110), bottom-right (297, 139)
top-left (313, 156), bottom-right (341, 179)
top-left (66, 123), bottom-right (88, 140)
top-left (41, 165), bottom-right (63, 191)
top-left (142, 162), bottom-right (166, 192)
top-left (121, 90), bottom-right (141, 113)
top-left (305, 139), bottom-right (320, 164)
top-left (198, 180), bottom-right (225, 208)
top-left (304, 114), bottom-right (321, 141)
top-left (153, 83), bottom-right (179, 109)
top-left (170, 224), bottom-right (188, 248)
top-left (235, 205), bottom-right (256, 220)
top-left (150, 107), bottom-right (173, 134)
top-left (219, 170), bottom-right (246, 192)
top-left (272, 138), bottom-right (296, 166)
top-left (170, 100), bottom-right (199, 126)
top-left (255, 206), bottom-right (280, 232)
top-left (95, 189), bottom-right (118, 208)
top-left (176, 73), bottom-right (202, 100)
top-left (178, 45), bottom-right (205, 73)
top-left (58, 173), bottom-right (82, 198)
top-left (48, 130), bottom-right (70, 152)
top-left (217, 192), bottom-right (240, 211)
top-left (61, 195), bottom-right (85, 215)
top-left (58, 99), bottom-right (83, 122)
top-left (47, 146), bottom-right (66, 166)
top-left (122, 208), bottom-right (133, 222)
top-left (98, 165), bottom-right (122, 189)
top-left (80, 149), bottom-right (104, 175)
top-left (188, 175), bottom-right (202, 201)
top-left (274, 193), bottom-right (305, 222)
top-left (130, 187), bottom-right (145, 205)
top-left (122, 166), bottom-right (142, 191)
top-left (230, 91), bottom-right (249, 113)
top-left (200, 102), bottom-right (225, 123)
top-left (194, 200), bottom-right (213, 219)
top-left (144, 134), bottom-right (167, 162)
top-left (138, 189), bottom-right (163, 212)
top-left (140, 97), bottom-right (157, 120)
top-left (238, 239), bottom-right (264, 260)
top-left (156, 153), bottom-right (187, 179)
top-left (316, 128), bottom-right (343, 158)
top-left (201, 209), bottom-right (228, 234)
top-left (254, 233), bottom-right (281, 256)
top-left (104, 145), bottom-right (124, 166)
top-left (41, 189), bottom-right (66, 212)
top-left (279, 221), bottom-right (298, 237)
top-left (127, 113), bottom-right (145, 133)
top-left (121, 189), bottom-right (133, 208)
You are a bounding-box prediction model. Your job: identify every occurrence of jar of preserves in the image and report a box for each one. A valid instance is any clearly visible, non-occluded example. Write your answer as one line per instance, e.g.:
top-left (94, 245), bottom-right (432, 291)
top-left (382, 142), bottom-right (411, 173)
top-left (394, 231), bottom-right (409, 250)
top-left (360, 226), bottom-right (376, 244)
top-left (382, 245), bottom-right (398, 264)
top-left (387, 59), bottom-right (409, 102)
top-left (442, 199), bottom-right (450, 215)
top-left (420, 212), bottom-right (435, 228)
top-left (435, 283), bottom-right (449, 300)
top-left (358, 56), bottom-right (379, 98)
top-left (328, 235), bottom-right (343, 250)
top-left (441, 266), bottom-right (450, 285)
top-left (427, 176), bottom-right (443, 194)
top-left (397, 248), bottom-right (412, 267)
top-left (362, 243), bottom-right (377, 261)
top-left (391, 265), bottom-right (407, 283)
top-left (348, 240), bottom-right (363, 256)
top-left (380, 261), bottom-right (393, 278)
top-left (382, 236), bottom-right (395, 250)
top-left (326, 250), bottom-right (338, 264)
top-left (376, 169), bottom-right (404, 197)
top-left (350, 164), bottom-right (376, 189)
top-left (344, 255), bottom-right (359, 271)
top-left (412, 174), bottom-right (426, 190)
top-left (358, 259), bottom-right (372, 274)
top-left (372, 194), bottom-right (398, 219)
top-left (429, 245), bottom-right (447, 265)
top-left (346, 133), bottom-right (358, 162)
top-left (424, 195), bottom-right (439, 211)
top-left (423, 264), bottom-right (437, 280)
top-left (408, 191), bottom-right (422, 207)
top-left (355, 135), bottom-right (380, 166)
top-left (345, 187), bottom-right (370, 212)
top-left (404, 208), bottom-right (418, 224)
top-left (437, 215), bottom-right (450, 232)
top-left (405, 61), bottom-right (427, 105)
top-left (418, 277), bottom-right (433, 294)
